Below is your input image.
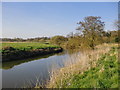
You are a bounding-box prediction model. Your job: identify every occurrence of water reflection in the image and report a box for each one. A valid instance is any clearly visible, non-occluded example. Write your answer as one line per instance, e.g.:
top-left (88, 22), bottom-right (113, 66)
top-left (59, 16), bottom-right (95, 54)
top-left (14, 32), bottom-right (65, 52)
top-left (2, 54), bottom-right (55, 70)
top-left (2, 51), bottom-right (67, 70)
top-left (2, 50), bottom-right (79, 88)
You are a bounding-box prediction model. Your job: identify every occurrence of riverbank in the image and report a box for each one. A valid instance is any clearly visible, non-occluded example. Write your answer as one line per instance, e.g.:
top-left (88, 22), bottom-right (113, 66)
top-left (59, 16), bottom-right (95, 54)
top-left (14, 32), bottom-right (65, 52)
top-left (46, 44), bottom-right (118, 88)
top-left (1, 42), bottom-right (63, 62)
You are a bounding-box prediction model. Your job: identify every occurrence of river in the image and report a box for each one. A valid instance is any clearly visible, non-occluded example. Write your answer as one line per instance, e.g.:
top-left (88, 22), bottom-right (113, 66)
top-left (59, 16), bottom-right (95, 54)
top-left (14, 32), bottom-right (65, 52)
top-left (1, 50), bottom-right (79, 88)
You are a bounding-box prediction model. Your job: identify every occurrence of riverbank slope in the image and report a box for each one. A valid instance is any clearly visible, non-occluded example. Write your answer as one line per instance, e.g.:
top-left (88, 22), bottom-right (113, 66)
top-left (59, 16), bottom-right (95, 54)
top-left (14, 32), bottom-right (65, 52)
top-left (1, 42), bottom-right (63, 62)
top-left (47, 44), bottom-right (118, 88)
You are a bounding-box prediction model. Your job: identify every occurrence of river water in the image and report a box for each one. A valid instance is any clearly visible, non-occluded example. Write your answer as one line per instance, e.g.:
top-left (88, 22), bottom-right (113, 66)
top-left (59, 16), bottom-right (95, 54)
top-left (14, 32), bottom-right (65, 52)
top-left (2, 50), bottom-right (79, 88)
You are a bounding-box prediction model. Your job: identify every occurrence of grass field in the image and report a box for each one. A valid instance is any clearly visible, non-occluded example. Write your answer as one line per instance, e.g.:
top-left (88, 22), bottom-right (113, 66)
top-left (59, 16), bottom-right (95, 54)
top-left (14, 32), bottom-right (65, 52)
top-left (1, 42), bottom-right (62, 61)
top-left (1, 42), bottom-right (60, 51)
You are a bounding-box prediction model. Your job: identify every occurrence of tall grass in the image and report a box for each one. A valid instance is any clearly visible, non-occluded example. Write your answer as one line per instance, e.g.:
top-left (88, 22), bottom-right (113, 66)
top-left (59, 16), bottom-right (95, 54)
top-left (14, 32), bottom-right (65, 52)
top-left (46, 43), bottom-right (118, 88)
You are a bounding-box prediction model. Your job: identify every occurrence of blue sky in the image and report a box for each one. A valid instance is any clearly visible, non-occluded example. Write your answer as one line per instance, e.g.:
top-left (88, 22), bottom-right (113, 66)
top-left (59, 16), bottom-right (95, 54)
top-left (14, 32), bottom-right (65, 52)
top-left (2, 2), bottom-right (118, 38)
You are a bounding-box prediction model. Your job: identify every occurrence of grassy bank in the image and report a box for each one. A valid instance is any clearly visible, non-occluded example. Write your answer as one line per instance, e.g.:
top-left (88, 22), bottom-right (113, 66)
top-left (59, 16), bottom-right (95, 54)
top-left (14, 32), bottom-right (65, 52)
top-left (1, 42), bottom-right (63, 62)
top-left (1, 42), bottom-right (60, 50)
top-left (47, 44), bottom-right (118, 88)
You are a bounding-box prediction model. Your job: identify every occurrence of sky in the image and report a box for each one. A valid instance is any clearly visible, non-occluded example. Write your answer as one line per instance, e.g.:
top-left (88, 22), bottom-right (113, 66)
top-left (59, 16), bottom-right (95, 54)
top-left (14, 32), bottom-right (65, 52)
top-left (1, 0), bottom-right (120, 2)
top-left (2, 2), bottom-right (118, 39)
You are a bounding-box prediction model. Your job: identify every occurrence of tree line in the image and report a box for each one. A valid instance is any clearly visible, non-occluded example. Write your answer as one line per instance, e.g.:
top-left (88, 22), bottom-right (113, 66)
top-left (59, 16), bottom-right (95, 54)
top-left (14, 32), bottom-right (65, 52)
top-left (1, 37), bottom-right (50, 43)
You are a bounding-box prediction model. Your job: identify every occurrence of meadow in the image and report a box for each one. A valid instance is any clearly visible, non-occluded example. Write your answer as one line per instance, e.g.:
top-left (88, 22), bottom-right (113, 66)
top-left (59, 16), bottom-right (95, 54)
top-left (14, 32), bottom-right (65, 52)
top-left (1, 42), bottom-right (60, 50)
top-left (1, 42), bottom-right (62, 62)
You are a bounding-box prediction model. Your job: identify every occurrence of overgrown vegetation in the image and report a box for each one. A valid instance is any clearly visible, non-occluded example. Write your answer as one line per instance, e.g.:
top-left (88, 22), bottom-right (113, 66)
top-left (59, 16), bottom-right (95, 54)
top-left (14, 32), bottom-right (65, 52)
top-left (47, 44), bottom-right (118, 88)
top-left (50, 36), bottom-right (68, 46)
top-left (50, 16), bottom-right (119, 49)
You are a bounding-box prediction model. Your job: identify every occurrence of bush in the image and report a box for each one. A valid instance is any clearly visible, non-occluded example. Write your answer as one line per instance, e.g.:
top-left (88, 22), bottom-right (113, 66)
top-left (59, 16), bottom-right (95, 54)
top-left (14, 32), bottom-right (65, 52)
top-left (50, 36), bottom-right (68, 46)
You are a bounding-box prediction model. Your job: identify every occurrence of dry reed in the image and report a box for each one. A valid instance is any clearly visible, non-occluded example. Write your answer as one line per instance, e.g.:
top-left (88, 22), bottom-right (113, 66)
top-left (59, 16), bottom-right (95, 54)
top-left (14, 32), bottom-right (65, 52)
top-left (46, 43), bottom-right (118, 88)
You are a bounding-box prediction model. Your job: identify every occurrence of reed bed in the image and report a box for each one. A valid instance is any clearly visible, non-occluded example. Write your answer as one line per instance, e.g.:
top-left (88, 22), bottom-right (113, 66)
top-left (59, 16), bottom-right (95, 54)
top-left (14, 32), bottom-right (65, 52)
top-left (46, 43), bottom-right (118, 88)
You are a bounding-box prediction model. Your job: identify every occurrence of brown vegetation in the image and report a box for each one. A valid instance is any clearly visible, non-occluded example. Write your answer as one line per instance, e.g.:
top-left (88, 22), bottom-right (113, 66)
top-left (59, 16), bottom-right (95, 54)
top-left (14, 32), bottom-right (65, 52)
top-left (46, 44), bottom-right (118, 88)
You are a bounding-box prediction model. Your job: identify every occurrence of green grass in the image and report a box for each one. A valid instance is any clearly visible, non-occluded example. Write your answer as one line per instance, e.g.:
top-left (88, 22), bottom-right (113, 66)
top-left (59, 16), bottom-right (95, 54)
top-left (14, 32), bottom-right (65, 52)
top-left (1, 42), bottom-right (60, 51)
top-left (1, 42), bottom-right (62, 61)
top-left (51, 47), bottom-right (118, 88)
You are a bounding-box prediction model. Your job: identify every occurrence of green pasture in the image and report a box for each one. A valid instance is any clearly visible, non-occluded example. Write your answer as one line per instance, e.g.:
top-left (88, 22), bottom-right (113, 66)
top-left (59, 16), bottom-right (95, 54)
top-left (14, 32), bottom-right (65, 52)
top-left (1, 42), bottom-right (60, 51)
